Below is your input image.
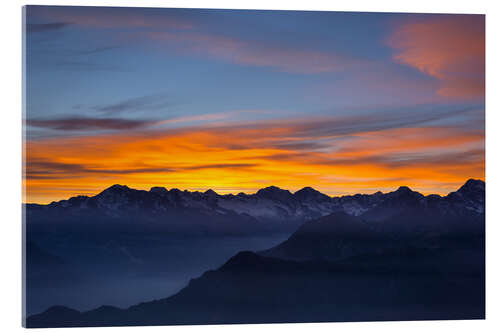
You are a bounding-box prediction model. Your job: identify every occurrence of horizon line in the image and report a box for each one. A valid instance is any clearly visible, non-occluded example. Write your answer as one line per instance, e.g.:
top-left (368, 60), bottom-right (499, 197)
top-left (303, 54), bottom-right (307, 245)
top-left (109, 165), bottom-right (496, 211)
top-left (23, 178), bottom-right (485, 205)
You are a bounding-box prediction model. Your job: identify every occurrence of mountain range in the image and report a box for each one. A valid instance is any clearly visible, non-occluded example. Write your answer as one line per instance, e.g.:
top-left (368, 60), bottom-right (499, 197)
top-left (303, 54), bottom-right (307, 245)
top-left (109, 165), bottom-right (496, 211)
top-left (26, 179), bottom-right (485, 235)
top-left (25, 179), bottom-right (485, 327)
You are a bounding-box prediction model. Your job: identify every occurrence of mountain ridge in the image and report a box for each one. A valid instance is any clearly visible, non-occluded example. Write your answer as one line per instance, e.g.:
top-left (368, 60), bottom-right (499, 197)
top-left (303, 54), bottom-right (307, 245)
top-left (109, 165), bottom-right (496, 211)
top-left (28, 178), bottom-right (485, 206)
top-left (25, 179), bottom-right (485, 235)
top-left (26, 207), bottom-right (485, 327)
top-left (25, 179), bottom-right (485, 327)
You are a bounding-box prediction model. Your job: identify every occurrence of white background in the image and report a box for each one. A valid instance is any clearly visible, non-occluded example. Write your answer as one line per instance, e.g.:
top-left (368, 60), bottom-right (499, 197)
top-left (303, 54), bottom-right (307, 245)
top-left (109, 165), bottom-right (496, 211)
top-left (1, 0), bottom-right (498, 332)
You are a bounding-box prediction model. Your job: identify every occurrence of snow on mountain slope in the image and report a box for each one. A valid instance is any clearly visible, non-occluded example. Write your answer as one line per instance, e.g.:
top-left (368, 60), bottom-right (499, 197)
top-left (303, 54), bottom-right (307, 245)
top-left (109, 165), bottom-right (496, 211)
top-left (27, 180), bottom-right (485, 231)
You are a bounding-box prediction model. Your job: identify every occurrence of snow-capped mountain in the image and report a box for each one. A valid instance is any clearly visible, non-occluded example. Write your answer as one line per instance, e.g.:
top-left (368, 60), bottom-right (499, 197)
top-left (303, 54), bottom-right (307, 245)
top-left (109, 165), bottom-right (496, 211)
top-left (26, 179), bottom-right (485, 234)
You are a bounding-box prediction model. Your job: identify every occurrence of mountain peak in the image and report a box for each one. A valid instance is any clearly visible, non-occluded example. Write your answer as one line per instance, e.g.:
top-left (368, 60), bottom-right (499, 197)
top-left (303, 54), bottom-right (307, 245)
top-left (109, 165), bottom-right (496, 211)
top-left (204, 189), bottom-right (217, 196)
top-left (256, 186), bottom-right (293, 202)
top-left (219, 251), bottom-right (266, 272)
top-left (295, 186), bottom-right (319, 194)
top-left (150, 186), bottom-right (168, 194)
top-left (258, 185), bottom-right (284, 191)
top-left (396, 186), bottom-right (412, 193)
top-left (294, 186), bottom-right (330, 201)
top-left (385, 185), bottom-right (423, 201)
top-left (99, 184), bottom-right (131, 195)
top-left (256, 186), bottom-right (288, 195)
top-left (449, 179), bottom-right (485, 207)
top-left (109, 184), bottom-right (129, 189)
top-left (459, 179), bottom-right (485, 192)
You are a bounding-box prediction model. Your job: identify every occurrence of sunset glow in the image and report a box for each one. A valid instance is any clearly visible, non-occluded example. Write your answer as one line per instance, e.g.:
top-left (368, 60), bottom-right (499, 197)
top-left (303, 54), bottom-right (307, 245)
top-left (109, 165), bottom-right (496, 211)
top-left (24, 7), bottom-right (485, 203)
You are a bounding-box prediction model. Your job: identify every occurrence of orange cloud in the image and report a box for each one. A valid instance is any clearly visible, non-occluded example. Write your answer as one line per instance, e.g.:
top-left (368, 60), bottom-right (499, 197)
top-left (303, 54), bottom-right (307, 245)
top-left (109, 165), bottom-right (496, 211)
top-left (24, 116), bottom-right (484, 204)
top-left (388, 15), bottom-right (484, 100)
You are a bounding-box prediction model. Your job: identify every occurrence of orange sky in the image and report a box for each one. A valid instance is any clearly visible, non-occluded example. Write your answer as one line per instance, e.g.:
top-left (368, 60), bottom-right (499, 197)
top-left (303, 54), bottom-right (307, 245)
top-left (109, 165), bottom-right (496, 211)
top-left (24, 115), bottom-right (484, 204)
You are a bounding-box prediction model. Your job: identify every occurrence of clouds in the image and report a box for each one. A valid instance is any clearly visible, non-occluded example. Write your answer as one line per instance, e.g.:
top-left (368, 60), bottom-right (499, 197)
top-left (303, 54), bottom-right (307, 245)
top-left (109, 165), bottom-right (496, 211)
top-left (25, 108), bottom-right (246, 138)
top-left (27, 6), bottom-right (193, 30)
top-left (42, 61), bottom-right (126, 72)
top-left (93, 93), bottom-right (172, 115)
top-left (25, 103), bottom-right (483, 144)
top-left (25, 157), bottom-right (257, 181)
top-left (26, 116), bottom-right (156, 131)
top-left (27, 6), bottom-right (364, 75)
top-left (25, 106), bottom-right (484, 203)
top-left (190, 106), bottom-right (481, 146)
top-left (25, 158), bottom-right (176, 180)
top-left (25, 7), bottom-right (485, 102)
top-left (26, 22), bottom-right (70, 33)
top-left (388, 15), bottom-right (485, 100)
top-left (148, 31), bottom-right (364, 74)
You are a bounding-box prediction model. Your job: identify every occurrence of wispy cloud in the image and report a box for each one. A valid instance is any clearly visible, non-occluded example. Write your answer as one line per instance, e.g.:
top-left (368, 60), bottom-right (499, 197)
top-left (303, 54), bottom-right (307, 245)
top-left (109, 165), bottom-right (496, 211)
top-left (25, 158), bottom-right (257, 180)
top-left (27, 22), bottom-right (70, 33)
top-left (26, 116), bottom-right (156, 131)
top-left (155, 112), bottom-right (239, 126)
top-left (29, 104), bottom-right (480, 141)
top-left (148, 31), bottom-right (364, 74)
top-left (26, 110), bottom-right (252, 138)
top-left (182, 163), bottom-right (258, 171)
top-left (46, 61), bottom-right (126, 72)
top-left (176, 106), bottom-right (481, 146)
top-left (76, 46), bottom-right (122, 55)
top-left (25, 158), bottom-right (175, 180)
top-left (93, 93), bottom-right (172, 115)
top-left (28, 6), bottom-right (366, 74)
top-left (388, 15), bottom-right (484, 100)
top-left (28, 6), bottom-right (193, 30)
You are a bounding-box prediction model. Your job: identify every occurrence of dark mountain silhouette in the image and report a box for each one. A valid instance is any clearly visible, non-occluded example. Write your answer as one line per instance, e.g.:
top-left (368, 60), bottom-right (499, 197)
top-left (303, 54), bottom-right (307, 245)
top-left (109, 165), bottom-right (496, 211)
top-left (359, 180), bottom-right (485, 239)
top-left (25, 179), bottom-right (485, 327)
top-left (260, 212), bottom-right (383, 261)
top-left (27, 244), bottom-right (485, 327)
top-left (294, 186), bottom-right (332, 202)
top-left (25, 241), bottom-right (82, 288)
top-left (26, 241), bottom-right (65, 267)
top-left (25, 179), bottom-right (485, 235)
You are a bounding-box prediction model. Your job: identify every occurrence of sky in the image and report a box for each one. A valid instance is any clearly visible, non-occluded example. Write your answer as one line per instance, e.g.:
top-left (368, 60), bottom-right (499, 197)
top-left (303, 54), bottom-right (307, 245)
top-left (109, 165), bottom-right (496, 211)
top-left (23, 6), bottom-right (485, 204)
